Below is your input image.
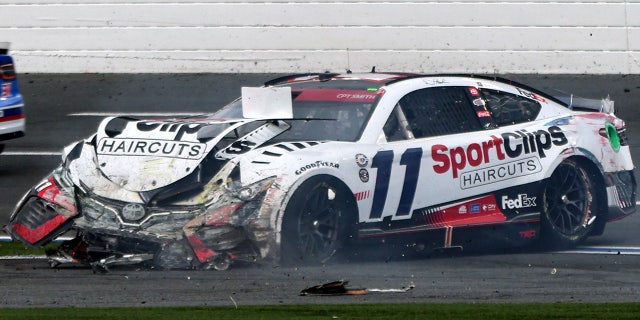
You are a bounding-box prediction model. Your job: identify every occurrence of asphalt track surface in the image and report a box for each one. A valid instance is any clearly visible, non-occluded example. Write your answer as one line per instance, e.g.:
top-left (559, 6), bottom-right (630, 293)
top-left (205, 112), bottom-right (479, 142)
top-left (1, 74), bottom-right (640, 307)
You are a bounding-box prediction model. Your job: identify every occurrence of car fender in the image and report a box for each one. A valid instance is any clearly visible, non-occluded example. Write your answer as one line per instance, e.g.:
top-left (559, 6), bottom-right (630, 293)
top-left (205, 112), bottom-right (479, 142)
top-left (271, 170), bottom-right (358, 253)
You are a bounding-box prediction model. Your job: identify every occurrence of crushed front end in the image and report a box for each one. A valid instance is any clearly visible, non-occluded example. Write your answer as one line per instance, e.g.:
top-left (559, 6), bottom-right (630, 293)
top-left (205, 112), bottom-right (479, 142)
top-left (6, 115), bottom-right (289, 271)
top-left (7, 157), bottom-right (278, 271)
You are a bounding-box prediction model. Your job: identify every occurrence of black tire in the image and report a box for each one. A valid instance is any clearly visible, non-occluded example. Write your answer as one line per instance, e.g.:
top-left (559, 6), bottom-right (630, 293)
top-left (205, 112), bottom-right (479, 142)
top-left (541, 159), bottom-right (598, 248)
top-left (281, 176), bottom-right (355, 265)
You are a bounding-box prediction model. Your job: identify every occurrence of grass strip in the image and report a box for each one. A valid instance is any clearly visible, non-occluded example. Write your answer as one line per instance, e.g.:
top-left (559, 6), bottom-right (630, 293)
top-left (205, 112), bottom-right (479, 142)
top-left (0, 240), bottom-right (57, 256)
top-left (1, 303), bottom-right (640, 320)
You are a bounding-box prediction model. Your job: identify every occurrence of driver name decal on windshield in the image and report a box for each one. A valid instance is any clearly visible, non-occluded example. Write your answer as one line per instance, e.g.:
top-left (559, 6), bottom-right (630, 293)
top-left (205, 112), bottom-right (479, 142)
top-left (293, 89), bottom-right (378, 102)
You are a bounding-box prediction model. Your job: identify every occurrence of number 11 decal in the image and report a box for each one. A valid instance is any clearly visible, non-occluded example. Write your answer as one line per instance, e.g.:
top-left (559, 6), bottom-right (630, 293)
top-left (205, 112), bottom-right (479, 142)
top-left (369, 148), bottom-right (423, 219)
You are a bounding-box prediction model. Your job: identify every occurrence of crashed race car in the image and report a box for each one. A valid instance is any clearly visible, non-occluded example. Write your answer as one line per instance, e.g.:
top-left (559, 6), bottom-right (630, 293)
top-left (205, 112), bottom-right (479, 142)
top-left (0, 42), bottom-right (25, 153)
top-left (5, 73), bottom-right (636, 271)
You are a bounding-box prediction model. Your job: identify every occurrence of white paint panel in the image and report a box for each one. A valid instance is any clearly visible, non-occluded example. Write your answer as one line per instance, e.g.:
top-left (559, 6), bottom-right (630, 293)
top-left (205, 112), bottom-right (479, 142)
top-left (4, 27), bottom-right (630, 51)
top-left (14, 50), bottom-right (640, 74)
top-left (0, 3), bottom-right (630, 27)
top-left (2, 0), bottom-right (640, 73)
top-left (6, 0), bottom-right (638, 3)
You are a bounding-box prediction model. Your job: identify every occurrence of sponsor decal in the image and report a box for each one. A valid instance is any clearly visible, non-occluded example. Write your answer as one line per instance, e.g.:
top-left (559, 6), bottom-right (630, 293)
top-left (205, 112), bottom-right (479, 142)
top-left (136, 121), bottom-right (206, 141)
top-left (516, 87), bottom-right (547, 104)
top-left (460, 157), bottom-right (542, 189)
top-left (223, 140), bottom-right (257, 155)
top-left (355, 153), bottom-right (369, 167)
top-left (359, 168), bottom-right (370, 182)
top-left (519, 229), bottom-right (537, 239)
top-left (468, 87), bottom-right (480, 97)
top-left (1, 83), bottom-right (10, 98)
top-left (217, 121), bottom-right (291, 159)
top-left (432, 126), bottom-right (567, 179)
top-left (418, 194), bottom-right (506, 226)
top-left (473, 98), bottom-right (485, 106)
top-left (501, 194), bottom-right (537, 210)
top-left (476, 110), bottom-right (491, 117)
top-left (482, 203), bottom-right (497, 212)
top-left (354, 190), bottom-right (371, 201)
top-left (97, 138), bottom-right (206, 159)
top-left (295, 161), bottom-right (340, 175)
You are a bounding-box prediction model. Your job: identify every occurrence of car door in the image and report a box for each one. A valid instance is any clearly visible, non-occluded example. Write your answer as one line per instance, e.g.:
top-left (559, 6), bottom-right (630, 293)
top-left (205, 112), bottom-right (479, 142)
top-left (365, 85), bottom-right (494, 224)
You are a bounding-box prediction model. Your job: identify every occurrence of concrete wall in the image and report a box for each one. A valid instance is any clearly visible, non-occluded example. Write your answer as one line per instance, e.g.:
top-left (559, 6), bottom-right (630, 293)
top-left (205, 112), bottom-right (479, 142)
top-left (2, 0), bottom-right (640, 74)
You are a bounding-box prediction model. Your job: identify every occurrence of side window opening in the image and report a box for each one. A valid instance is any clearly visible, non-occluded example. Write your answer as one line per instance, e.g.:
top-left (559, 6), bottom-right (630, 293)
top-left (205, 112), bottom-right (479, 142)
top-left (481, 89), bottom-right (541, 126)
top-left (384, 87), bottom-right (482, 141)
top-left (383, 104), bottom-right (415, 142)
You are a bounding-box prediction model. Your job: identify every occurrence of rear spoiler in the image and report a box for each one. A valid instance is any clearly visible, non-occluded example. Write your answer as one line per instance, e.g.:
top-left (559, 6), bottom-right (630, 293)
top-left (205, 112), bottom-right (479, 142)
top-left (0, 42), bottom-right (9, 55)
top-left (554, 95), bottom-right (615, 114)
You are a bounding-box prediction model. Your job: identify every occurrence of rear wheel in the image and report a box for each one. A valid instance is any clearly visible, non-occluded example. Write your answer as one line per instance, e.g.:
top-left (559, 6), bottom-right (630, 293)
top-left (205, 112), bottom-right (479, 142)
top-left (281, 177), bottom-right (355, 265)
top-left (541, 159), bottom-right (598, 248)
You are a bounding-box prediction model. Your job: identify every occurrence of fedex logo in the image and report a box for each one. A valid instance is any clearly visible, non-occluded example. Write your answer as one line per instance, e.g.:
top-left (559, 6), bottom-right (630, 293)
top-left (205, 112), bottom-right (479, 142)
top-left (501, 194), bottom-right (537, 209)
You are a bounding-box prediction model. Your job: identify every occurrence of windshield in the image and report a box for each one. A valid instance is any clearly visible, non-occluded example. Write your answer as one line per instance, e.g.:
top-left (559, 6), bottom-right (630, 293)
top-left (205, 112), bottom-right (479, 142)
top-left (212, 90), bottom-right (377, 142)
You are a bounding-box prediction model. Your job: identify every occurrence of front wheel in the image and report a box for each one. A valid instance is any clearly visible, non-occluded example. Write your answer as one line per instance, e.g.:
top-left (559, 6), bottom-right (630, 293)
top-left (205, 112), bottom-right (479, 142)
top-left (541, 159), bottom-right (598, 248)
top-left (281, 177), bottom-right (355, 265)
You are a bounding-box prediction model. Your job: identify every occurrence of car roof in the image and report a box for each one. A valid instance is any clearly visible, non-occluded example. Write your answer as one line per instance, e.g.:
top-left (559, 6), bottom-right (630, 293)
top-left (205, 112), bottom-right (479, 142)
top-left (264, 72), bottom-right (568, 107)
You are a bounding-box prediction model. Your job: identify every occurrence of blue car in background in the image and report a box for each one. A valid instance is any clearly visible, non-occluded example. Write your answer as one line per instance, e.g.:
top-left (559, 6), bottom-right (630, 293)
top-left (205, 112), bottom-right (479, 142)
top-left (0, 42), bottom-right (25, 153)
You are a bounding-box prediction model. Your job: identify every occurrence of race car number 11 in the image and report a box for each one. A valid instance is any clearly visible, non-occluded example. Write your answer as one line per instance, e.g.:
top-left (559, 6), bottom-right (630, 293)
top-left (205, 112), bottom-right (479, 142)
top-left (370, 148), bottom-right (422, 219)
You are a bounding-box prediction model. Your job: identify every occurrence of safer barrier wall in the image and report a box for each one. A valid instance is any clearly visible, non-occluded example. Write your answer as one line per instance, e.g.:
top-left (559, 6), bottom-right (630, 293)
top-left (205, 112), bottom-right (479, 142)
top-left (2, 0), bottom-right (640, 74)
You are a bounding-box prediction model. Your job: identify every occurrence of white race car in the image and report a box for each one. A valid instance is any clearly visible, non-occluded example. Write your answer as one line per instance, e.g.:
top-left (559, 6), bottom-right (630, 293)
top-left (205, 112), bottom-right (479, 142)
top-left (6, 73), bottom-right (636, 270)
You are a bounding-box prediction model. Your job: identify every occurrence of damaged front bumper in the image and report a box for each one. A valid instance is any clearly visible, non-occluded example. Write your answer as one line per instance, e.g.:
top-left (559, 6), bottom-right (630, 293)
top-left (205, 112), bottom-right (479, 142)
top-left (6, 166), bottom-right (279, 271)
top-left (5, 170), bottom-right (78, 247)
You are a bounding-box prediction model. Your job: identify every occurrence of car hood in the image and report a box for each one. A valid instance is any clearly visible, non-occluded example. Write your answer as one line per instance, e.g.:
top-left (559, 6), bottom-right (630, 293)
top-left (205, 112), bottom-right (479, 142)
top-left (93, 116), bottom-right (289, 192)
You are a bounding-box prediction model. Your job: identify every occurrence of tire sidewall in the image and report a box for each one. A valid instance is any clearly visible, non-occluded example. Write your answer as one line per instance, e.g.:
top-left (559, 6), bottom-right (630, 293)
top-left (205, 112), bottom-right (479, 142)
top-left (280, 175), bottom-right (354, 265)
top-left (541, 159), bottom-right (597, 248)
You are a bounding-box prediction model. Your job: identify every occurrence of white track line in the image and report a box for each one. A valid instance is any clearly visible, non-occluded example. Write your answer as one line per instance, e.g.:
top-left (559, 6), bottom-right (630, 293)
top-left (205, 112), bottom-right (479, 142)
top-left (69, 112), bottom-right (201, 117)
top-left (2, 235), bottom-right (640, 259)
top-left (1, 151), bottom-right (61, 156)
top-left (560, 246), bottom-right (640, 255)
top-left (0, 255), bottom-right (46, 260)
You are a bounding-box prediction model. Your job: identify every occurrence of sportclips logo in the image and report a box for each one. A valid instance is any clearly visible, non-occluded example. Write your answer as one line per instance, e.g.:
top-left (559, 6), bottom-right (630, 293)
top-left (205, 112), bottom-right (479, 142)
top-left (98, 120), bottom-right (210, 159)
top-left (432, 126), bottom-right (567, 187)
top-left (136, 121), bottom-right (206, 141)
